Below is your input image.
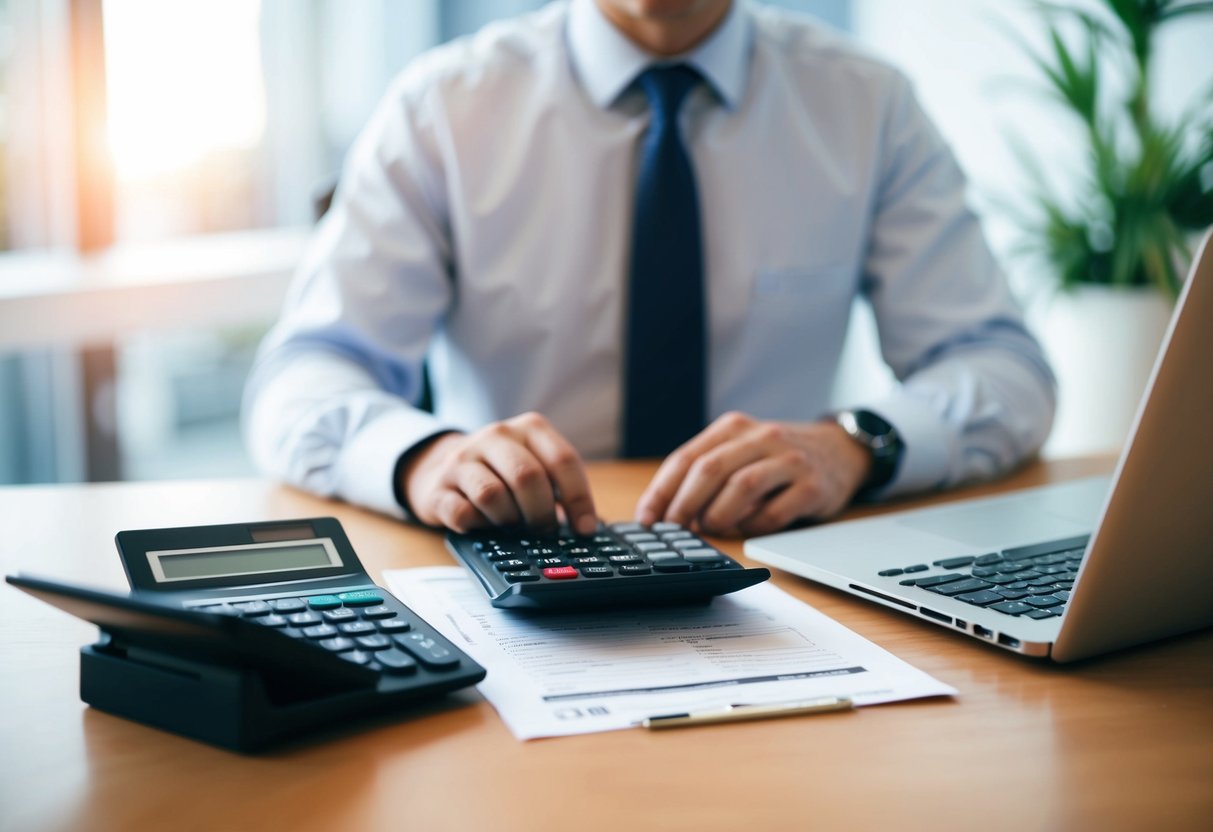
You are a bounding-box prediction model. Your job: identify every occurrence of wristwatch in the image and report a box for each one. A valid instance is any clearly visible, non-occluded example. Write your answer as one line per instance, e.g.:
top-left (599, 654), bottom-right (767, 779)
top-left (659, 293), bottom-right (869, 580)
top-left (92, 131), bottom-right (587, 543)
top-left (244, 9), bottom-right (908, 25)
top-left (831, 409), bottom-right (903, 492)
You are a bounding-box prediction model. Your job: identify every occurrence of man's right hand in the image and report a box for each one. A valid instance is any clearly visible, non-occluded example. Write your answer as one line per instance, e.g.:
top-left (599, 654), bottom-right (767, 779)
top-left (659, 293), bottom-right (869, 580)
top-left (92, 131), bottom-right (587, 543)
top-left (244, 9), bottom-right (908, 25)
top-left (401, 412), bottom-right (599, 535)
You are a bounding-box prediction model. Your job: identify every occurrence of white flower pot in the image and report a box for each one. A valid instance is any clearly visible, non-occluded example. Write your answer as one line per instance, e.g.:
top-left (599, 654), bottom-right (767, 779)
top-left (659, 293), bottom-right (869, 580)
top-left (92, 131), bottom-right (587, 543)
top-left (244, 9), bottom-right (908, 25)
top-left (1035, 284), bottom-right (1174, 457)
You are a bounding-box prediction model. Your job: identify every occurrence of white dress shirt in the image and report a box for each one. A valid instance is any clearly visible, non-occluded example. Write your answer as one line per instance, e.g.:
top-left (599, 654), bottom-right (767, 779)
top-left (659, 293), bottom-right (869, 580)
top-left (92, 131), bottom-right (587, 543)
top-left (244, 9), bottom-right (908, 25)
top-left (244, 0), bottom-right (1056, 519)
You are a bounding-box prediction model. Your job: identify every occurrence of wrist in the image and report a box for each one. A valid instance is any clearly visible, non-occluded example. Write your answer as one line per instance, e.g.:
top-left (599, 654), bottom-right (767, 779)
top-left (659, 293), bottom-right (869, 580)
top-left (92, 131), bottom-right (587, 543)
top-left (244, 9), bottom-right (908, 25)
top-left (394, 430), bottom-right (463, 518)
top-left (828, 409), bottom-right (903, 494)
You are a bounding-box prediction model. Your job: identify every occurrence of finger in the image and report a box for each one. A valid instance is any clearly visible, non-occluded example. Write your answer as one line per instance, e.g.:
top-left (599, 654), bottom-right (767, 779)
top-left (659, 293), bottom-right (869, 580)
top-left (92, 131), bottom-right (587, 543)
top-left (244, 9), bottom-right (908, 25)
top-left (479, 440), bottom-right (559, 529)
top-left (663, 438), bottom-right (774, 527)
top-left (433, 487), bottom-right (492, 534)
top-left (698, 454), bottom-right (800, 533)
top-left (635, 413), bottom-right (752, 524)
top-left (525, 426), bottom-right (598, 535)
top-left (454, 460), bottom-right (523, 527)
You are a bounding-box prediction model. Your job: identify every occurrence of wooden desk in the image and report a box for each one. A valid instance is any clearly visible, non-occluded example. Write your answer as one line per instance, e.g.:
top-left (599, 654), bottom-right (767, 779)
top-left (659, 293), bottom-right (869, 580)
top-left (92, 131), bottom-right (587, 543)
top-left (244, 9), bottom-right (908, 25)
top-left (2, 458), bottom-right (1210, 832)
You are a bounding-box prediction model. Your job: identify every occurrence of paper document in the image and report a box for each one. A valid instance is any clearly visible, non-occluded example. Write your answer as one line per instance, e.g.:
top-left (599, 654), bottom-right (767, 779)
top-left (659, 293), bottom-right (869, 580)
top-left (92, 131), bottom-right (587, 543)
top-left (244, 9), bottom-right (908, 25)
top-left (385, 567), bottom-right (956, 740)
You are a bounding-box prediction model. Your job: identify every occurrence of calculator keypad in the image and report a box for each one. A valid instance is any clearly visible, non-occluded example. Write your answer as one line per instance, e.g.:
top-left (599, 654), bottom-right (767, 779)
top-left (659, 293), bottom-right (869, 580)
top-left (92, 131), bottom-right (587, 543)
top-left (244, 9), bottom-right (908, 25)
top-left (192, 590), bottom-right (449, 675)
top-left (447, 522), bottom-right (771, 609)
top-left (470, 523), bottom-right (733, 580)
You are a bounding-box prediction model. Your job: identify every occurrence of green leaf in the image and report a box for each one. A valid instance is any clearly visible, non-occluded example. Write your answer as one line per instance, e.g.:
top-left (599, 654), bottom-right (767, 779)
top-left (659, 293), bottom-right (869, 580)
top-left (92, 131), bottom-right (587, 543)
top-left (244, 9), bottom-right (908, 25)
top-left (988, 0), bottom-right (1213, 297)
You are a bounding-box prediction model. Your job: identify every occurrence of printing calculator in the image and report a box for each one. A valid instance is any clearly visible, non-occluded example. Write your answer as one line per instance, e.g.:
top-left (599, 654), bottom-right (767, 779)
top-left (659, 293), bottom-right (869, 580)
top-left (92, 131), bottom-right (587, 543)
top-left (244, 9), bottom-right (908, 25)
top-left (446, 521), bottom-right (770, 610)
top-left (110, 517), bottom-right (484, 676)
top-left (6, 517), bottom-right (485, 750)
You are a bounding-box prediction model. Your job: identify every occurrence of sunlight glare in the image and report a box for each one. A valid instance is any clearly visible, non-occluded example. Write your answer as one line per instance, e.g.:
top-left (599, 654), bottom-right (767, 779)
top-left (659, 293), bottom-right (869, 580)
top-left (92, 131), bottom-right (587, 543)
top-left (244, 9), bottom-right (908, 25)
top-left (103, 0), bottom-right (266, 181)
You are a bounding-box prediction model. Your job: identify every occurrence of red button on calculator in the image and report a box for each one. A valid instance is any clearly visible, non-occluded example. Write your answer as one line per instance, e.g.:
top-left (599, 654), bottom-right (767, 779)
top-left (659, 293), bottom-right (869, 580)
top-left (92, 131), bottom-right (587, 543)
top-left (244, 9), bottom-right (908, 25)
top-left (542, 566), bottom-right (579, 580)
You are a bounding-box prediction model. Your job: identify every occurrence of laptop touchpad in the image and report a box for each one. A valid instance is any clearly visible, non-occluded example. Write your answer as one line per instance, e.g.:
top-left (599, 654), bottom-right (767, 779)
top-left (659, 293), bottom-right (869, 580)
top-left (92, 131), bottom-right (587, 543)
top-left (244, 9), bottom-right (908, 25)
top-left (896, 495), bottom-right (1091, 550)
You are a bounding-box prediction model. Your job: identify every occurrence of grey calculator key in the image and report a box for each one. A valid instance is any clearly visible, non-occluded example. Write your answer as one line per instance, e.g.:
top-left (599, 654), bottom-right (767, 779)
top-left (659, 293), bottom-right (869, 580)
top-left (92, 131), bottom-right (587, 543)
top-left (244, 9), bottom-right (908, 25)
top-left (635, 542), bottom-right (667, 552)
top-left (338, 620), bottom-right (376, 635)
top-left (302, 623), bottom-right (340, 639)
top-left (318, 636), bottom-right (357, 652)
top-left (270, 597), bottom-right (307, 613)
top-left (659, 530), bottom-right (693, 541)
top-left (376, 619), bottom-right (412, 634)
top-left (394, 632), bottom-right (460, 670)
top-left (362, 605), bottom-right (397, 619)
top-left (650, 522), bottom-right (684, 532)
top-left (608, 554), bottom-right (644, 564)
top-left (610, 522), bottom-right (644, 533)
top-left (338, 650), bottom-right (373, 665)
top-left (683, 550), bottom-right (725, 563)
top-left (646, 550), bottom-right (679, 561)
top-left (355, 634), bottom-right (392, 651)
top-left (623, 532), bottom-right (658, 543)
top-left (288, 611), bottom-right (322, 626)
top-left (322, 608), bottom-right (358, 623)
top-left (671, 539), bottom-right (704, 550)
top-left (232, 600), bottom-right (271, 617)
top-left (375, 649), bottom-right (418, 674)
top-left (503, 570), bottom-right (540, 582)
top-left (255, 614), bottom-right (289, 628)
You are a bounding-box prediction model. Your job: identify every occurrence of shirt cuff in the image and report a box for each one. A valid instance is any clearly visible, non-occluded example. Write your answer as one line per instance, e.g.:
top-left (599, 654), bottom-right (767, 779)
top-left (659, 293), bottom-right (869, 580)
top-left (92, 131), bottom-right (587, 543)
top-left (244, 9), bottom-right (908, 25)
top-left (334, 407), bottom-right (452, 519)
top-left (859, 390), bottom-right (955, 499)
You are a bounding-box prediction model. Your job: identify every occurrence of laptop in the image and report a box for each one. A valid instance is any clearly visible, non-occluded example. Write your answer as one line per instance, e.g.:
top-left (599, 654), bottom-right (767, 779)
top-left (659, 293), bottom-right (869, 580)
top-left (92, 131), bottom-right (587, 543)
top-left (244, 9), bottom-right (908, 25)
top-left (745, 230), bottom-right (1213, 662)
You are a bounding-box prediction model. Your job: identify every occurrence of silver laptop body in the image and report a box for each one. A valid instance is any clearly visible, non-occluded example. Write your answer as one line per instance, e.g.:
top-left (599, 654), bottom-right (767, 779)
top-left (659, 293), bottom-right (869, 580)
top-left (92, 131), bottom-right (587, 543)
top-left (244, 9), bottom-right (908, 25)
top-left (745, 231), bottom-right (1213, 662)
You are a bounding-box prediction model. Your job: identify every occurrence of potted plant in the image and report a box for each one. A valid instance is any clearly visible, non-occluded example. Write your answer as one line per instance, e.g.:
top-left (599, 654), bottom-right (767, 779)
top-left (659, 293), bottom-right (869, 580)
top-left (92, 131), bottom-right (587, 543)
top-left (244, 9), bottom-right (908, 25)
top-left (1002, 0), bottom-right (1213, 454)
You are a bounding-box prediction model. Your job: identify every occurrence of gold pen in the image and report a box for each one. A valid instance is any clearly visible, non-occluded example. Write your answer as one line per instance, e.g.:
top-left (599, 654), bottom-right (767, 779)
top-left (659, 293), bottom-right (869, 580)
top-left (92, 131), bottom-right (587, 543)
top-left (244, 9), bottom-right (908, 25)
top-left (641, 695), bottom-right (854, 730)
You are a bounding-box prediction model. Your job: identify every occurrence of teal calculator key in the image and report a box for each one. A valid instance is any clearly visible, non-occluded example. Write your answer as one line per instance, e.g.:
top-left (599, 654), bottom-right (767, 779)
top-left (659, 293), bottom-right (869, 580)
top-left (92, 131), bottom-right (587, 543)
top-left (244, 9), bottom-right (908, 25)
top-left (337, 590), bottom-right (383, 606)
top-left (306, 594), bottom-right (342, 609)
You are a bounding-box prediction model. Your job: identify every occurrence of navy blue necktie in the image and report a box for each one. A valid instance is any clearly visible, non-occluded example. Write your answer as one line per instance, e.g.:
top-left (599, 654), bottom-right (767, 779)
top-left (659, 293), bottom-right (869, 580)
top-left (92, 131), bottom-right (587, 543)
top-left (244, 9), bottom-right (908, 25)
top-left (622, 64), bottom-right (706, 458)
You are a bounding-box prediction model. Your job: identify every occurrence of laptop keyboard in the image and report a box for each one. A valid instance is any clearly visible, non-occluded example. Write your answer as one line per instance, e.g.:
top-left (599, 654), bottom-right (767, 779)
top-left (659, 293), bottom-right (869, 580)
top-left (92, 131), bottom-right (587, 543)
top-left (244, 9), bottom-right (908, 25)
top-left (878, 535), bottom-right (1089, 620)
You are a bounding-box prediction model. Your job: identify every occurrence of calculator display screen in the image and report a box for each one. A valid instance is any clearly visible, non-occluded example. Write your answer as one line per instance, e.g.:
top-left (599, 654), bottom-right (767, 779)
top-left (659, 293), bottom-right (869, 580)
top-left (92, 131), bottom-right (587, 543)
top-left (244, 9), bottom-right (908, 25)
top-left (146, 539), bottom-right (342, 583)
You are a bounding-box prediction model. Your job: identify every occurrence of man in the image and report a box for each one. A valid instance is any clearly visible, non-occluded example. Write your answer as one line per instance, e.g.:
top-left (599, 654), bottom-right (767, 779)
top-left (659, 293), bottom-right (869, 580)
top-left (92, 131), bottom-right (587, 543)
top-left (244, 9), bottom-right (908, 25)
top-left (243, 0), bottom-right (1055, 539)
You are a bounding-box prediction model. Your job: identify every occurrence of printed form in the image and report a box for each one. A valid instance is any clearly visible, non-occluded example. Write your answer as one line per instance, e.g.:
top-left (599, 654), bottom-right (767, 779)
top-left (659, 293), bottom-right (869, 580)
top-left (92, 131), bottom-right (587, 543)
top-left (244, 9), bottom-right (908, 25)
top-left (385, 567), bottom-right (956, 739)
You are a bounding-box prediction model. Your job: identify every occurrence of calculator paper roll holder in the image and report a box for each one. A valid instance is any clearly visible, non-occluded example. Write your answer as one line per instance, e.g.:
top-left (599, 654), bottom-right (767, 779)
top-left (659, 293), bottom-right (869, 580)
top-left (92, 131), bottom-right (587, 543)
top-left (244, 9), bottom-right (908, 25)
top-left (79, 632), bottom-right (461, 753)
top-left (5, 572), bottom-right (486, 753)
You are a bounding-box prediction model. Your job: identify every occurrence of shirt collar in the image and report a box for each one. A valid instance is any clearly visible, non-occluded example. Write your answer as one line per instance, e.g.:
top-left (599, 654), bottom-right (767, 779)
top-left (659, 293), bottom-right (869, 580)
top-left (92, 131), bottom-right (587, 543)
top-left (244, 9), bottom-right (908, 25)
top-left (566, 0), bottom-right (751, 110)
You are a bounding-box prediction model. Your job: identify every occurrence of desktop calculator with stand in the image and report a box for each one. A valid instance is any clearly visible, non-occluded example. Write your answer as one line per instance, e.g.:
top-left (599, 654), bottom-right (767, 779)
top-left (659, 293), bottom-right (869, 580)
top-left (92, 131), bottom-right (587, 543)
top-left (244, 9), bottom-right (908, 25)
top-left (446, 521), bottom-right (770, 609)
top-left (7, 517), bottom-right (485, 751)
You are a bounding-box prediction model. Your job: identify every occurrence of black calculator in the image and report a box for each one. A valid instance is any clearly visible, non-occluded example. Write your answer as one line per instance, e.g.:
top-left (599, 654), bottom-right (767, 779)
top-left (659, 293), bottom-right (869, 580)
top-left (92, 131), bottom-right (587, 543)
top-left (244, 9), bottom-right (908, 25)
top-left (7, 517), bottom-right (486, 750)
top-left (446, 521), bottom-right (770, 610)
top-left (112, 517), bottom-right (483, 680)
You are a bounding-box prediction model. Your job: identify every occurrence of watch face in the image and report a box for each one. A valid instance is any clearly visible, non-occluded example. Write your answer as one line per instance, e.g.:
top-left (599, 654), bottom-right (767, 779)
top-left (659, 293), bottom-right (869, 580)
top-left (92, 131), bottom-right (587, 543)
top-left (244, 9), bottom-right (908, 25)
top-left (852, 409), bottom-right (893, 438)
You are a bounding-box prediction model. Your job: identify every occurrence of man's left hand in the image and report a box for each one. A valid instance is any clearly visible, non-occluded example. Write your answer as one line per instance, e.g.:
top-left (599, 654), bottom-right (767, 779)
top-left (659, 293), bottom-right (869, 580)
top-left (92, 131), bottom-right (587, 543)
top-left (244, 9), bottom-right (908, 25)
top-left (634, 412), bottom-right (874, 538)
